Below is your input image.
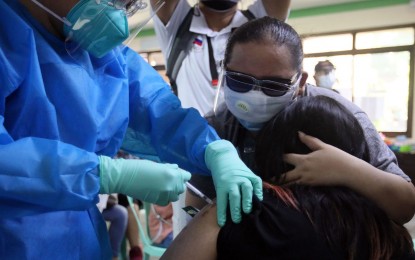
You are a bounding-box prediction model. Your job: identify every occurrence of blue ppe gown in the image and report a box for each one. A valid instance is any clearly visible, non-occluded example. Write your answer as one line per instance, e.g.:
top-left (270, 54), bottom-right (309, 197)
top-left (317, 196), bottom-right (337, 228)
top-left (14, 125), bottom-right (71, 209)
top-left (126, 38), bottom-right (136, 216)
top-left (0, 1), bottom-right (219, 258)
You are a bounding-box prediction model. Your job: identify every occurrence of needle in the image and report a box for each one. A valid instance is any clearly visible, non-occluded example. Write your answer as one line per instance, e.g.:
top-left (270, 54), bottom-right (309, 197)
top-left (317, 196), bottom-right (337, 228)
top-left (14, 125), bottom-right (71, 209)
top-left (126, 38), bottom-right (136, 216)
top-left (185, 182), bottom-right (214, 205)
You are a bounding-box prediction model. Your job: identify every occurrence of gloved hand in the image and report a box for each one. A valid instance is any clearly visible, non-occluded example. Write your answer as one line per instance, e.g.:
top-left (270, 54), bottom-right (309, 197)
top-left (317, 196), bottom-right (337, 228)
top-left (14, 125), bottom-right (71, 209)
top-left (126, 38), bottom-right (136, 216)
top-left (205, 140), bottom-right (263, 226)
top-left (99, 156), bottom-right (191, 206)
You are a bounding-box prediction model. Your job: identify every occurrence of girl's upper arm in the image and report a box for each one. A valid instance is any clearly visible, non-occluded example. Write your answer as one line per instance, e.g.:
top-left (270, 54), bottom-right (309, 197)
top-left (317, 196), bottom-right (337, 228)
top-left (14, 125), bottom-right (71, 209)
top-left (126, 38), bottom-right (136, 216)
top-left (161, 204), bottom-right (220, 260)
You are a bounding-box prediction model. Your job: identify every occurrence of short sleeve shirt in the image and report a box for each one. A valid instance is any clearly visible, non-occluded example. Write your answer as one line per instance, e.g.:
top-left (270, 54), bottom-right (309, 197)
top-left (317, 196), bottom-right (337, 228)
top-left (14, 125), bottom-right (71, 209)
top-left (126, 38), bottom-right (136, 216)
top-left (217, 191), bottom-right (340, 260)
top-left (304, 84), bottom-right (410, 181)
top-left (153, 0), bottom-right (268, 115)
top-left (217, 189), bottom-right (415, 259)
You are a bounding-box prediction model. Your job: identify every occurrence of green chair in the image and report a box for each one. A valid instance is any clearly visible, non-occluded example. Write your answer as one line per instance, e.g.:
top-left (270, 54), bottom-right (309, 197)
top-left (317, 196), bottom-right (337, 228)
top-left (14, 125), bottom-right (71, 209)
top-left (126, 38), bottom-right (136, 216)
top-left (127, 197), bottom-right (167, 260)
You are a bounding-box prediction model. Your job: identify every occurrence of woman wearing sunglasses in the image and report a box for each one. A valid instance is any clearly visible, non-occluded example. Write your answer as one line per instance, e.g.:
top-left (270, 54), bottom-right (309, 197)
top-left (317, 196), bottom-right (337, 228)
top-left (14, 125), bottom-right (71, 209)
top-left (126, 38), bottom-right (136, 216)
top-left (187, 16), bottom-right (415, 226)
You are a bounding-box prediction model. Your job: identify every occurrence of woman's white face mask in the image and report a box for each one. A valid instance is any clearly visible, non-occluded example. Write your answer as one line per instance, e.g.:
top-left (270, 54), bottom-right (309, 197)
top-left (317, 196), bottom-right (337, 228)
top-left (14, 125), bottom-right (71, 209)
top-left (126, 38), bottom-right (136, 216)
top-left (224, 76), bottom-right (301, 131)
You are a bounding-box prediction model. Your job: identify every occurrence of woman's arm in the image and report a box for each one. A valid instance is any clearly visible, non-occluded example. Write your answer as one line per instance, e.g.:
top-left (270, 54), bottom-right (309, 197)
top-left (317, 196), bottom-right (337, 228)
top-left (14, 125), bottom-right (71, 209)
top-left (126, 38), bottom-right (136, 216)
top-left (161, 203), bottom-right (219, 260)
top-left (283, 132), bottom-right (415, 224)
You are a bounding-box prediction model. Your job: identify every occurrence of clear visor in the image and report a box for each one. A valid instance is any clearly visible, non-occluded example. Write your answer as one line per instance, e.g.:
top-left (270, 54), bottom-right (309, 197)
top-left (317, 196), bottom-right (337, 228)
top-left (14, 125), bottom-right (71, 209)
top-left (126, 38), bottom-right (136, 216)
top-left (31, 0), bottom-right (164, 59)
top-left (65, 0), bottom-right (165, 58)
top-left (112, 0), bottom-right (149, 16)
top-left (122, 0), bottom-right (165, 47)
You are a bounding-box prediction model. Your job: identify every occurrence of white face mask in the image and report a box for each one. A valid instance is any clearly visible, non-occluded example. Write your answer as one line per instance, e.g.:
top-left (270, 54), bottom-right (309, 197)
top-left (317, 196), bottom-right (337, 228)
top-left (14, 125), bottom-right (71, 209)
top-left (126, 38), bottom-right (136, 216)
top-left (224, 78), bottom-right (300, 131)
top-left (317, 71), bottom-right (336, 89)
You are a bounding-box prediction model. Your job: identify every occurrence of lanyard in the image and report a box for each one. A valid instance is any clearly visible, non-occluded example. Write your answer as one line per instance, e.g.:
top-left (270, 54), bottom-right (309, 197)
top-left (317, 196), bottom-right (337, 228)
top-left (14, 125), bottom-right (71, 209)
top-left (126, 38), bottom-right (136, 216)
top-left (206, 37), bottom-right (219, 86)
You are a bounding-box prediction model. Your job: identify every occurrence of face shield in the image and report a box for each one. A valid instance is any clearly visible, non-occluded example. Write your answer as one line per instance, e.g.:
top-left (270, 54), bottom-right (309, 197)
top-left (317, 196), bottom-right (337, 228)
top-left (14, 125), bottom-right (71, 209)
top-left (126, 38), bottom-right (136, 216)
top-left (31, 0), bottom-right (165, 58)
top-left (213, 67), bottom-right (301, 131)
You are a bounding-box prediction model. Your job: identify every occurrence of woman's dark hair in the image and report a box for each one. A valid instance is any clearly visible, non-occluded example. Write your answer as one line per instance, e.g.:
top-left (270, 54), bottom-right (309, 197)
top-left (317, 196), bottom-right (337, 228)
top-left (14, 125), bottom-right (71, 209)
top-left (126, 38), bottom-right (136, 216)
top-left (256, 96), bottom-right (413, 259)
top-left (256, 95), bottom-right (369, 183)
top-left (224, 16), bottom-right (303, 72)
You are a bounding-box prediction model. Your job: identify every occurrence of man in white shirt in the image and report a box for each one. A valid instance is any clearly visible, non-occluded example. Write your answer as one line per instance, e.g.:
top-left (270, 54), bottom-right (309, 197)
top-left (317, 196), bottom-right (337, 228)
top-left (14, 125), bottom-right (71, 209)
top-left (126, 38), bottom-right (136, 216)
top-left (151, 0), bottom-right (291, 115)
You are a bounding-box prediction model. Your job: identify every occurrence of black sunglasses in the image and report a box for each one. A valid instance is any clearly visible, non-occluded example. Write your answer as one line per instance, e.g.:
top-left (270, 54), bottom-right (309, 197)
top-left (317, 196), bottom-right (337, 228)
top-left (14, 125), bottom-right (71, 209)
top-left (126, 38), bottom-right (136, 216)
top-left (224, 70), bottom-right (300, 97)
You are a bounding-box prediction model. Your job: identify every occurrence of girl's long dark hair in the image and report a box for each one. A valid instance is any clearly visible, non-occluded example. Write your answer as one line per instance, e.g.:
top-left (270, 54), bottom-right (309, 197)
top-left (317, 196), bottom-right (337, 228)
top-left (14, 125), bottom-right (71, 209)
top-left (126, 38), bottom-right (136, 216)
top-left (256, 96), bottom-right (413, 259)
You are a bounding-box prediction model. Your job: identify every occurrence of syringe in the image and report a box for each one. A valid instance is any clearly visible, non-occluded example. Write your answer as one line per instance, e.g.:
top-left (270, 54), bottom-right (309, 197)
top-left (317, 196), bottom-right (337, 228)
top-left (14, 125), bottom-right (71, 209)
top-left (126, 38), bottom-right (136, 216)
top-left (185, 182), bottom-right (214, 205)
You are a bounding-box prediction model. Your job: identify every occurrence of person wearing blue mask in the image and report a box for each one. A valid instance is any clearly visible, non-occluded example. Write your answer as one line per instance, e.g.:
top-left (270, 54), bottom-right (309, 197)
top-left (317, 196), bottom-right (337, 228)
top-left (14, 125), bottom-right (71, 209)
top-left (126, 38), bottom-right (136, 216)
top-left (0, 0), bottom-right (262, 258)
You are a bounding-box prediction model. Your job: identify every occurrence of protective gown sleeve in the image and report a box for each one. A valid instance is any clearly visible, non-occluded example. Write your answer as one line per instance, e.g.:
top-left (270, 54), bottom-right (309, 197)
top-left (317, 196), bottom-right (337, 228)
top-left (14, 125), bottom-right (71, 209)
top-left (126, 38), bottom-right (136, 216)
top-left (0, 134), bottom-right (101, 219)
top-left (0, 24), bottom-right (100, 218)
top-left (121, 49), bottom-right (220, 175)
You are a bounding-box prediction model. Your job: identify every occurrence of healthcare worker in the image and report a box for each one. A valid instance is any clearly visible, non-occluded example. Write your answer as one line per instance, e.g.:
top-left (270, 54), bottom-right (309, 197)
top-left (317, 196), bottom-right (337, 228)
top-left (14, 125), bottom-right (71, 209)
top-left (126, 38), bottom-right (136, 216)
top-left (0, 0), bottom-right (262, 258)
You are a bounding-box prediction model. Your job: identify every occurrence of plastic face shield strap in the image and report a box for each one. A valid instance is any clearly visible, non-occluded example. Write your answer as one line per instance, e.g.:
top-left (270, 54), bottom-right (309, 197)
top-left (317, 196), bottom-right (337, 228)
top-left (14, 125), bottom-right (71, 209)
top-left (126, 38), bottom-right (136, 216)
top-left (213, 61), bottom-right (226, 115)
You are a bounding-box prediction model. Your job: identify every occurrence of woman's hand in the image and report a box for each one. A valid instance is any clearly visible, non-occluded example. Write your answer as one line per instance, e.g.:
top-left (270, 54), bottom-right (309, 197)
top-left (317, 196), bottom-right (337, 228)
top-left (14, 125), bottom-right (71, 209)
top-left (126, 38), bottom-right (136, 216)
top-left (281, 131), bottom-right (415, 224)
top-left (281, 131), bottom-right (358, 186)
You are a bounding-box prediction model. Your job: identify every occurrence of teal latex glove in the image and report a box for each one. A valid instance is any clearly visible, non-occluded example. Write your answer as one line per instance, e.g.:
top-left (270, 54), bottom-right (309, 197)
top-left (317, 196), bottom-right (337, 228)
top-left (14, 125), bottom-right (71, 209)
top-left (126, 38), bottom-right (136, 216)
top-left (205, 140), bottom-right (263, 226)
top-left (99, 156), bottom-right (191, 206)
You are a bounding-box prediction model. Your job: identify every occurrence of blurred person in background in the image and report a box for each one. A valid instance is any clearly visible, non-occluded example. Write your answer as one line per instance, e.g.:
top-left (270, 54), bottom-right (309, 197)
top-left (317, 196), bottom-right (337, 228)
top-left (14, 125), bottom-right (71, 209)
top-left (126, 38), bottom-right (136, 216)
top-left (313, 60), bottom-right (339, 93)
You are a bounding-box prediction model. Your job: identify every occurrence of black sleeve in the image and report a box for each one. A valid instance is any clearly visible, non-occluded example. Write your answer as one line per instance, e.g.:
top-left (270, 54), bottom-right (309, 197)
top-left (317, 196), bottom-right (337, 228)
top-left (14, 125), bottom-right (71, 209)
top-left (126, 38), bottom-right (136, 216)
top-left (216, 192), bottom-right (337, 260)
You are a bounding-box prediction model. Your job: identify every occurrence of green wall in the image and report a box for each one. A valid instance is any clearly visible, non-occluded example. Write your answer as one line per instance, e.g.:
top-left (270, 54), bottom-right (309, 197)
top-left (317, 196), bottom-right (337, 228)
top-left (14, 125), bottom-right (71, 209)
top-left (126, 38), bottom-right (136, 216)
top-left (136, 0), bottom-right (411, 38)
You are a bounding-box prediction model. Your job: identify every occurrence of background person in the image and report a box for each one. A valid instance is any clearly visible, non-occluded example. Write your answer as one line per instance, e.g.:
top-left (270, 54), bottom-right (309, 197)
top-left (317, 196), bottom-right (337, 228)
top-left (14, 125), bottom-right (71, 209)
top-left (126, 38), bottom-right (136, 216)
top-left (162, 96), bottom-right (415, 260)
top-left (148, 203), bottom-right (174, 248)
top-left (151, 0), bottom-right (291, 236)
top-left (187, 16), bottom-right (415, 225)
top-left (0, 0), bottom-right (262, 258)
top-left (313, 60), bottom-right (339, 93)
top-left (100, 194), bottom-right (129, 260)
top-left (151, 0), bottom-right (291, 115)
top-left (117, 194), bottom-right (143, 260)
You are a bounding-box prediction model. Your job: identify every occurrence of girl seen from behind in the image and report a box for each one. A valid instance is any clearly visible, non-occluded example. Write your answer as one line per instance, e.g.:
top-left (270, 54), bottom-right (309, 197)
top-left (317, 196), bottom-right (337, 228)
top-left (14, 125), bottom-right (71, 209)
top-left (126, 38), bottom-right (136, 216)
top-left (162, 96), bottom-right (415, 260)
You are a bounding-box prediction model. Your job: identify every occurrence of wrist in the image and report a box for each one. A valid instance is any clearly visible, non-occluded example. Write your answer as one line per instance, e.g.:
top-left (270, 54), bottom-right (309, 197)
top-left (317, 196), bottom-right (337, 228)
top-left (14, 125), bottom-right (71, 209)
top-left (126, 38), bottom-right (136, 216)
top-left (341, 156), bottom-right (369, 188)
top-left (98, 155), bottom-right (127, 194)
top-left (205, 140), bottom-right (237, 171)
top-left (98, 155), bottom-right (112, 194)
